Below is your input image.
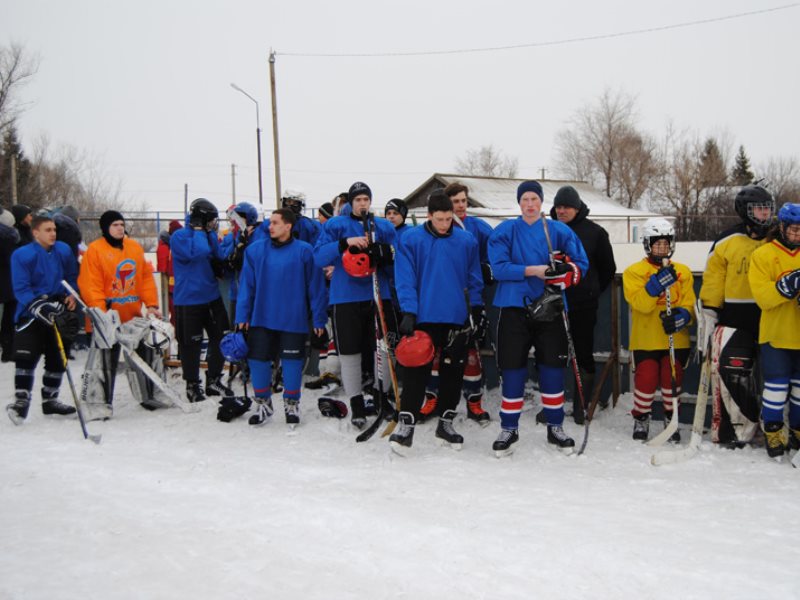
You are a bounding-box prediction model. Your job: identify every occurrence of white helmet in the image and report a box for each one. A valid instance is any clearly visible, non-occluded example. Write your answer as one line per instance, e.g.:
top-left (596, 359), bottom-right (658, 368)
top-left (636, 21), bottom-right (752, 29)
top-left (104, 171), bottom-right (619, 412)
top-left (281, 187), bottom-right (306, 215)
top-left (641, 217), bottom-right (675, 257)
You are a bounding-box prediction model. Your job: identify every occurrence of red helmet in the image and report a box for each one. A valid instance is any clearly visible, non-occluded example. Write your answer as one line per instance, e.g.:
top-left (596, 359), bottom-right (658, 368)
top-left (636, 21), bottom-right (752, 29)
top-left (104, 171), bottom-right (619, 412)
top-left (342, 248), bottom-right (374, 278)
top-left (396, 330), bottom-right (435, 367)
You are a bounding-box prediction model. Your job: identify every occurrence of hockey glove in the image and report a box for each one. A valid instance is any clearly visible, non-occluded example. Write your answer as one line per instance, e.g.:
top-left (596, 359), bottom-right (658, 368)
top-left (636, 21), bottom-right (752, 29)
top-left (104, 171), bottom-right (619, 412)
top-left (28, 296), bottom-right (65, 325)
top-left (399, 313), bottom-right (417, 336)
top-left (695, 305), bottom-right (718, 360)
top-left (367, 242), bottom-right (394, 267)
top-left (470, 306), bottom-right (487, 345)
top-left (660, 307), bottom-right (691, 334)
top-left (309, 328), bottom-right (330, 351)
top-left (481, 262), bottom-right (495, 285)
top-left (645, 265), bottom-right (678, 297)
top-left (544, 259), bottom-right (581, 290)
top-left (776, 268), bottom-right (800, 299)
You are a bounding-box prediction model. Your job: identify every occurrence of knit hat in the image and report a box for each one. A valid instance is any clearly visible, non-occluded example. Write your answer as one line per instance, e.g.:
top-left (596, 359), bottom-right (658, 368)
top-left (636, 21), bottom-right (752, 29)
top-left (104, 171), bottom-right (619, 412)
top-left (517, 180), bottom-right (544, 203)
top-left (319, 202), bottom-right (335, 219)
top-left (99, 210), bottom-right (125, 234)
top-left (11, 204), bottom-right (32, 224)
top-left (384, 198), bottom-right (408, 221)
top-left (0, 208), bottom-right (14, 228)
top-left (553, 185), bottom-right (581, 209)
top-left (59, 205), bottom-right (80, 222)
top-left (168, 219), bottom-right (182, 234)
top-left (348, 181), bottom-right (372, 204)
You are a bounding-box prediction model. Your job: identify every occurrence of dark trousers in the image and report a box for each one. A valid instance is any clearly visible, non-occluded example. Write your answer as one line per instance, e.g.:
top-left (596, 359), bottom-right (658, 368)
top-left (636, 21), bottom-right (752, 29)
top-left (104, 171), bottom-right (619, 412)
top-left (175, 297), bottom-right (229, 383)
top-left (567, 308), bottom-right (597, 374)
top-left (0, 299), bottom-right (16, 360)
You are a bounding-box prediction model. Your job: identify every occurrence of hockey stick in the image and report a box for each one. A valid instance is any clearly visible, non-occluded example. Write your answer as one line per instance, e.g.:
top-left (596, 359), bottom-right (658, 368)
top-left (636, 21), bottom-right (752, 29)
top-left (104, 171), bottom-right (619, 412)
top-left (541, 216), bottom-right (590, 454)
top-left (357, 213), bottom-right (401, 442)
top-left (53, 321), bottom-right (102, 444)
top-left (646, 258), bottom-right (680, 447)
top-left (61, 281), bottom-right (198, 414)
top-left (651, 337), bottom-right (712, 466)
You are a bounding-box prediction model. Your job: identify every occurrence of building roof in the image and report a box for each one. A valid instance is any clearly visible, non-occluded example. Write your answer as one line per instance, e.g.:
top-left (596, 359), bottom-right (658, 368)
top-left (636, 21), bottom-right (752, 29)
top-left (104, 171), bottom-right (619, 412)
top-left (403, 173), bottom-right (660, 218)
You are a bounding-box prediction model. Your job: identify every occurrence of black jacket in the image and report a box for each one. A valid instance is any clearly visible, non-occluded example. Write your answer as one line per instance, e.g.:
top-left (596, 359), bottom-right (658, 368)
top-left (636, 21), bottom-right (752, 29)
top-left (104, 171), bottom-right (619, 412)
top-left (549, 202), bottom-right (616, 311)
top-left (0, 224), bottom-right (21, 302)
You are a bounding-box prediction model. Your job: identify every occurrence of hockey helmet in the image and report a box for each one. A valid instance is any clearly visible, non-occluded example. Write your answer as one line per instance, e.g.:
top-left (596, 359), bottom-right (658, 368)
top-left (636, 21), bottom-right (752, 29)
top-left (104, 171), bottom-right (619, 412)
top-left (641, 218), bottom-right (675, 258)
top-left (282, 188), bottom-right (306, 215)
top-left (189, 198), bottom-right (219, 229)
top-left (735, 185), bottom-right (775, 237)
top-left (342, 248), bottom-right (374, 278)
top-left (778, 202), bottom-right (800, 249)
top-left (234, 202), bottom-right (259, 226)
top-left (396, 330), bottom-right (435, 368)
top-left (143, 319), bottom-right (173, 350)
top-left (220, 331), bottom-right (249, 363)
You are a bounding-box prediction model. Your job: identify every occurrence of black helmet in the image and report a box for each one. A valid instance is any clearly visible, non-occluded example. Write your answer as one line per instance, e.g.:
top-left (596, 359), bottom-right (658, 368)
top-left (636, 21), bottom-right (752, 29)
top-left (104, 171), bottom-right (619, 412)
top-left (189, 198), bottom-right (219, 229)
top-left (734, 185), bottom-right (774, 237)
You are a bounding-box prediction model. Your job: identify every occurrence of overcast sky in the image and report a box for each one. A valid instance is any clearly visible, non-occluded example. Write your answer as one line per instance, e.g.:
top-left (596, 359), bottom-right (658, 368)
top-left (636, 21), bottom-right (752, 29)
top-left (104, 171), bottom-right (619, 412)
top-left (3, 0), bottom-right (799, 216)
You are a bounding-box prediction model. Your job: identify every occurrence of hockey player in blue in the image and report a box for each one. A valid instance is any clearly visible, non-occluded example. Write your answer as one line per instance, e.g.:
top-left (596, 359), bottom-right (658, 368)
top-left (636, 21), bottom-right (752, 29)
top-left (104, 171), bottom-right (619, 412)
top-left (220, 202), bottom-right (262, 323)
top-left (389, 191), bottom-right (484, 455)
top-left (236, 208), bottom-right (328, 428)
top-left (313, 181), bottom-right (396, 428)
top-left (171, 198), bottom-right (234, 403)
top-left (488, 180), bottom-right (589, 457)
top-left (384, 198), bottom-right (412, 243)
top-left (6, 215), bottom-right (79, 425)
top-left (277, 188), bottom-right (321, 245)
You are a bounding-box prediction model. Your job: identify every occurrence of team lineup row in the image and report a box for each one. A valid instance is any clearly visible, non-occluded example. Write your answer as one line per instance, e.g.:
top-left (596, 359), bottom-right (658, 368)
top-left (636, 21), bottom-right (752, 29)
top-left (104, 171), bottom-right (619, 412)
top-left (3, 182), bottom-right (800, 461)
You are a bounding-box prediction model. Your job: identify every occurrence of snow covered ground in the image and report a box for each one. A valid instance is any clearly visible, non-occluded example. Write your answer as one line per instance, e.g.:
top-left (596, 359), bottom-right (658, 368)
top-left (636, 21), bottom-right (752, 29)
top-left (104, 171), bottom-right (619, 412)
top-left (1, 354), bottom-right (797, 600)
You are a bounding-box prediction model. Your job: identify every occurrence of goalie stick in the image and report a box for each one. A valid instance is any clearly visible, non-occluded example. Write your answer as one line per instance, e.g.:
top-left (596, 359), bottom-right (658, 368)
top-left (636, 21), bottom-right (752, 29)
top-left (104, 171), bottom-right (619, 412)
top-left (541, 215), bottom-right (589, 455)
top-left (61, 280), bottom-right (198, 414)
top-left (650, 335), bottom-right (712, 466)
top-left (646, 258), bottom-right (680, 448)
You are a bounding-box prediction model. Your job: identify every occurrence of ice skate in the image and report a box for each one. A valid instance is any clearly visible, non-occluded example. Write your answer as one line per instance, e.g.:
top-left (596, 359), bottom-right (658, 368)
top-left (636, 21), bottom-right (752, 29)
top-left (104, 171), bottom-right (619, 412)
top-left (6, 392), bottom-right (31, 426)
top-left (284, 399), bottom-right (300, 430)
top-left (42, 399), bottom-right (77, 417)
top-left (389, 412), bottom-right (415, 456)
top-left (763, 421), bottom-right (786, 462)
top-left (249, 398), bottom-right (274, 426)
top-left (417, 391), bottom-right (437, 424)
top-left (493, 429), bottom-right (519, 458)
top-left (466, 394), bottom-right (490, 427)
top-left (547, 424), bottom-right (575, 455)
top-left (632, 414), bottom-right (650, 441)
top-left (435, 410), bottom-right (463, 450)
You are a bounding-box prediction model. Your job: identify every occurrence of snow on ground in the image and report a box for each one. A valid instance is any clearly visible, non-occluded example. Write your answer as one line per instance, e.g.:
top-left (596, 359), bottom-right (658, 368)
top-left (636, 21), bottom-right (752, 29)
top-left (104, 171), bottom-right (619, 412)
top-left (0, 354), bottom-right (797, 600)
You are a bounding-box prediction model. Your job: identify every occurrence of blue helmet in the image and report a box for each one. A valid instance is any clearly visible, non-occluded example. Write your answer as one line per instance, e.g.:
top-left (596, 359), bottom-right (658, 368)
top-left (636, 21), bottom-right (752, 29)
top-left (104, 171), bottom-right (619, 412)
top-left (234, 202), bottom-right (259, 226)
top-left (220, 331), bottom-right (249, 363)
top-left (778, 203), bottom-right (800, 250)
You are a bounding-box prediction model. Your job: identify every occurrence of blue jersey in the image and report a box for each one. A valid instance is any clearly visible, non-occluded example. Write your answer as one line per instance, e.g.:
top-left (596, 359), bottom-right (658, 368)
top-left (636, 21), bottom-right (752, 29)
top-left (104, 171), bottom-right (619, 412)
top-left (11, 240), bottom-right (78, 322)
top-left (461, 215), bottom-right (493, 264)
top-left (488, 217), bottom-right (589, 308)
top-left (260, 215), bottom-right (320, 246)
top-left (236, 238), bottom-right (327, 333)
top-left (395, 223), bottom-right (483, 325)
top-left (314, 213), bottom-right (396, 305)
top-left (171, 227), bottom-right (224, 306)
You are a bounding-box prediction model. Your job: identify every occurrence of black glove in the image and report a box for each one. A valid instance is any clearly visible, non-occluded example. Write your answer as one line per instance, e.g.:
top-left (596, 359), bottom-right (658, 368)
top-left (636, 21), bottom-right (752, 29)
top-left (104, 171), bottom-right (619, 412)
top-left (28, 296), bottom-right (65, 325)
top-left (659, 307), bottom-right (691, 334)
top-left (227, 229), bottom-right (250, 271)
top-left (399, 313), bottom-right (417, 336)
top-left (470, 306), bottom-right (487, 345)
top-left (481, 263), bottom-right (494, 285)
top-left (211, 258), bottom-right (226, 279)
top-left (367, 243), bottom-right (394, 267)
top-left (310, 328), bottom-right (330, 351)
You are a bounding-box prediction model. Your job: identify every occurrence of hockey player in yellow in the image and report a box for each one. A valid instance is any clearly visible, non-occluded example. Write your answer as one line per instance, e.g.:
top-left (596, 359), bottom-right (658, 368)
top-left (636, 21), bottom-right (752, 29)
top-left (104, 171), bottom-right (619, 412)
top-left (748, 203), bottom-right (800, 461)
top-left (623, 218), bottom-right (695, 442)
top-left (699, 185), bottom-right (775, 447)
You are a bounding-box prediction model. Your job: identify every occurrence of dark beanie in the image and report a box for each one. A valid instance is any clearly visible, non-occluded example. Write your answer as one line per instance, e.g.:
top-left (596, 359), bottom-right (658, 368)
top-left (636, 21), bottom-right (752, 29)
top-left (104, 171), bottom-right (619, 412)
top-left (168, 219), bottom-right (182, 234)
top-left (517, 180), bottom-right (544, 203)
top-left (99, 210), bottom-right (125, 234)
top-left (553, 185), bottom-right (581, 209)
top-left (11, 204), bottom-right (32, 224)
top-left (385, 198), bottom-right (408, 221)
top-left (319, 202), bottom-right (335, 219)
top-left (348, 181), bottom-right (372, 203)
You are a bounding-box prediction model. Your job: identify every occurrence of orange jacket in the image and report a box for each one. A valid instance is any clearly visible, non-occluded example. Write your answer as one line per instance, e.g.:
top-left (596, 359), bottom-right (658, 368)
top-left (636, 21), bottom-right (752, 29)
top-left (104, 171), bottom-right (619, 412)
top-left (78, 237), bottom-right (159, 324)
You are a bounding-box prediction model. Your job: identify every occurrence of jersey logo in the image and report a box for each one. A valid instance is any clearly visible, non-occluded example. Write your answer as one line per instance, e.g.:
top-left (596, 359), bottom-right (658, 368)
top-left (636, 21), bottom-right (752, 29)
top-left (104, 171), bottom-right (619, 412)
top-left (112, 259), bottom-right (137, 297)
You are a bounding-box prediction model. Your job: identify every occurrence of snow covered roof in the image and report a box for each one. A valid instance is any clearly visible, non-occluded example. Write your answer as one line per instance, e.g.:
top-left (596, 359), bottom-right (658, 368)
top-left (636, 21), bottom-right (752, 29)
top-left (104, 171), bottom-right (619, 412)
top-left (403, 173), bottom-right (660, 218)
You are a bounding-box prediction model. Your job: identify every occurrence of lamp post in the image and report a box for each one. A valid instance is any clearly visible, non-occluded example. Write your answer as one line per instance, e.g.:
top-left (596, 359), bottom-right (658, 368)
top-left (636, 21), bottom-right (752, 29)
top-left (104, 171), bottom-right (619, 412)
top-left (230, 82), bottom-right (264, 206)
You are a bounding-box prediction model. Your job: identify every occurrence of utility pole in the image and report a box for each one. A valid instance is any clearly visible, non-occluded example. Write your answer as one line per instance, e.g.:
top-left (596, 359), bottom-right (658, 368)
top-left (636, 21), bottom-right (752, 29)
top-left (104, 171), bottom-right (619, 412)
top-left (231, 163), bottom-right (237, 202)
top-left (269, 49), bottom-right (282, 209)
top-left (184, 183), bottom-right (188, 214)
top-left (10, 154), bottom-right (18, 204)
top-left (539, 167), bottom-right (548, 180)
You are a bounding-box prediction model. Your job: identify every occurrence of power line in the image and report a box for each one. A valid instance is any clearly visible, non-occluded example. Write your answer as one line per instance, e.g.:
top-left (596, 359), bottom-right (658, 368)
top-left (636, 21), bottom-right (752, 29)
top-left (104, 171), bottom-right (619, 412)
top-left (280, 4), bottom-right (799, 58)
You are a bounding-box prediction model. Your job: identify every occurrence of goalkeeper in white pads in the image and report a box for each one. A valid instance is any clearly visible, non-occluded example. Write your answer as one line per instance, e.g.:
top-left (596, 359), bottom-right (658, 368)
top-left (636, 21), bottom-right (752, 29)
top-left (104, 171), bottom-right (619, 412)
top-left (77, 211), bottom-right (167, 420)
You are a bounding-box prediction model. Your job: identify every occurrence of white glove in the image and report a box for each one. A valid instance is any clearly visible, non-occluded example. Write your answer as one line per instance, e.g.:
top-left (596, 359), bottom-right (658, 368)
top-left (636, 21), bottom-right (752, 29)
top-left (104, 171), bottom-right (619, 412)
top-left (695, 303), bottom-right (718, 360)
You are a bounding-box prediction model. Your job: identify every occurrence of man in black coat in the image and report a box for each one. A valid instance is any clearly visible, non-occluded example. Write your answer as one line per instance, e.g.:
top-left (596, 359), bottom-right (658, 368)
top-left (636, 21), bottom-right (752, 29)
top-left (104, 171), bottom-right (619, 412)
top-left (0, 208), bottom-right (21, 361)
top-left (546, 185), bottom-right (616, 423)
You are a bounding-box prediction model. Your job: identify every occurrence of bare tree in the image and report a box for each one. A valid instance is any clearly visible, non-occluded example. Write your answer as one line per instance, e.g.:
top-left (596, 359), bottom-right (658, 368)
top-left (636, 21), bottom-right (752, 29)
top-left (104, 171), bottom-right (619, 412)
top-left (757, 156), bottom-right (800, 206)
top-left (454, 144), bottom-right (518, 178)
top-left (0, 43), bottom-right (40, 133)
top-left (613, 127), bottom-right (660, 208)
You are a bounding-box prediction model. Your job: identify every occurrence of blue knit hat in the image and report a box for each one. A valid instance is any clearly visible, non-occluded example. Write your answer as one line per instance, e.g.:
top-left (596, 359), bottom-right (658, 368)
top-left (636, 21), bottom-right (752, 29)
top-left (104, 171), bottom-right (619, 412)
top-left (517, 180), bottom-right (544, 203)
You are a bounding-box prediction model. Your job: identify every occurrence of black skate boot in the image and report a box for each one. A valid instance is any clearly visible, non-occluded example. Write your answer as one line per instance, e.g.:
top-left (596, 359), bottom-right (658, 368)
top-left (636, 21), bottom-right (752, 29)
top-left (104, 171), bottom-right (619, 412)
top-left (547, 424), bottom-right (575, 455)
top-left (284, 398), bottom-right (300, 429)
top-left (186, 380), bottom-right (206, 403)
top-left (304, 371), bottom-right (342, 390)
top-left (535, 408), bottom-right (547, 425)
top-left (763, 421), bottom-right (786, 461)
top-left (206, 374), bottom-right (235, 398)
top-left (789, 427), bottom-right (800, 452)
top-left (6, 391), bottom-right (31, 426)
top-left (663, 411), bottom-right (681, 443)
top-left (42, 398), bottom-right (77, 417)
top-left (389, 411), bottom-right (415, 456)
top-left (363, 392), bottom-right (377, 416)
top-left (350, 394), bottom-right (366, 429)
top-left (632, 413), bottom-right (650, 441)
top-left (417, 391), bottom-right (437, 424)
top-left (493, 429), bottom-right (519, 458)
top-left (249, 397), bottom-right (274, 426)
top-left (435, 410), bottom-right (464, 450)
top-left (466, 393), bottom-right (490, 427)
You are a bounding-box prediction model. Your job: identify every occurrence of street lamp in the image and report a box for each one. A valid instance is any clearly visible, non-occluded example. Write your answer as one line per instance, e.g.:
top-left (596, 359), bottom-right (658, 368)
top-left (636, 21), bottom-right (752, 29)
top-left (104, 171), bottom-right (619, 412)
top-left (230, 82), bottom-right (264, 206)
